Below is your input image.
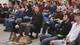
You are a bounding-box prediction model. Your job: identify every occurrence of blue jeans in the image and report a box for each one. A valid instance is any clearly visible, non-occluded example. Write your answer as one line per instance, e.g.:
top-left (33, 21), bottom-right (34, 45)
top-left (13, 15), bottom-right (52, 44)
top-left (42, 23), bottom-right (49, 35)
top-left (40, 34), bottom-right (58, 45)
top-left (4, 18), bottom-right (15, 31)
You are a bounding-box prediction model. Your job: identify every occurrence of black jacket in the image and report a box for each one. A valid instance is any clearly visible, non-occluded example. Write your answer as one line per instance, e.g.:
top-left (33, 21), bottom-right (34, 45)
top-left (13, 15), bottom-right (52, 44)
top-left (32, 12), bottom-right (43, 33)
top-left (58, 21), bottom-right (72, 39)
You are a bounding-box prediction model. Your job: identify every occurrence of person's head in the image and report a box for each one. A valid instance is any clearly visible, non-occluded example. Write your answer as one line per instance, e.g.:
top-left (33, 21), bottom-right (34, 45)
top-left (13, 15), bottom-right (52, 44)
top-left (3, 3), bottom-right (7, 7)
top-left (9, 2), bottom-right (13, 8)
top-left (54, 11), bottom-right (64, 20)
top-left (19, 4), bottom-right (24, 8)
top-left (29, 1), bottom-right (33, 5)
top-left (55, 0), bottom-right (61, 6)
top-left (20, 8), bottom-right (25, 12)
top-left (23, 1), bottom-right (27, 5)
top-left (14, 4), bottom-right (20, 10)
top-left (53, 1), bottom-right (56, 6)
top-left (33, 6), bottom-right (40, 13)
top-left (63, 15), bottom-right (68, 21)
top-left (71, 0), bottom-right (75, 2)
top-left (38, 1), bottom-right (43, 5)
top-left (0, 3), bottom-right (2, 7)
top-left (24, 5), bottom-right (28, 9)
top-left (63, 13), bottom-right (75, 22)
top-left (74, 13), bottom-right (80, 22)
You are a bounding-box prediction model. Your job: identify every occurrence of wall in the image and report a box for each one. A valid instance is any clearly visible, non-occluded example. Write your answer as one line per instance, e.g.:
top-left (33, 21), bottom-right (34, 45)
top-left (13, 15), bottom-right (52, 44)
top-left (0, 0), bottom-right (9, 4)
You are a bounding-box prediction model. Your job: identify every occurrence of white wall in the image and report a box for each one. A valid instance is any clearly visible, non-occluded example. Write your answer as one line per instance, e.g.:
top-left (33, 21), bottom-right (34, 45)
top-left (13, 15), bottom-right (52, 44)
top-left (0, 0), bottom-right (9, 4)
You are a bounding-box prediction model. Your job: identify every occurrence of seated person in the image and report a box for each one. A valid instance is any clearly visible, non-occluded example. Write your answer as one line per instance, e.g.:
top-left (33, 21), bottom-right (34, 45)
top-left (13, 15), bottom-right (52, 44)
top-left (40, 13), bottom-right (73, 45)
top-left (4, 15), bottom-right (15, 31)
top-left (76, 33), bottom-right (80, 45)
top-left (50, 13), bottom-right (80, 45)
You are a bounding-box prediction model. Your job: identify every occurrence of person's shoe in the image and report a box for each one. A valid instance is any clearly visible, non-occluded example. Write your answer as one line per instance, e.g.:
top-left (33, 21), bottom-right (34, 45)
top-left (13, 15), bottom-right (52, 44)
top-left (4, 29), bottom-right (11, 32)
top-left (29, 35), bottom-right (36, 39)
top-left (4, 29), bottom-right (8, 31)
top-left (35, 35), bottom-right (38, 39)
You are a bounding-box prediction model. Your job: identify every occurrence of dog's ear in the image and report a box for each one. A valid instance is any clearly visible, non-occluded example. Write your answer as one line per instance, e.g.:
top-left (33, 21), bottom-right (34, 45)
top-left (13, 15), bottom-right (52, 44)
top-left (22, 32), bottom-right (26, 36)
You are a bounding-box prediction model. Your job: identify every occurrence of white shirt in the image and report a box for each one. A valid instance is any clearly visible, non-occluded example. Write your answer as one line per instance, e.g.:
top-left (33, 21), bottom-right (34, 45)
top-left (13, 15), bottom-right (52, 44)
top-left (67, 23), bottom-right (80, 42)
top-left (57, 5), bottom-right (66, 12)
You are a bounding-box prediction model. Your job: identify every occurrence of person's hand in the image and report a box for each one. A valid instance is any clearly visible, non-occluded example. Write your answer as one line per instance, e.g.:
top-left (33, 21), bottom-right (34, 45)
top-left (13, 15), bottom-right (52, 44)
top-left (54, 18), bottom-right (60, 21)
top-left (50, 40), bottom-right (55, 45)
top-left (65, 36), bottom-right (71, 43)
top-left (15, 25), bottom-right (19, 29)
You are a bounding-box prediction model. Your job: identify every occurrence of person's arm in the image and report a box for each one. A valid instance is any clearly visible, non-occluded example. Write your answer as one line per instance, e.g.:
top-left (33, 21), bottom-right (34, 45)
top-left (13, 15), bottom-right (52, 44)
top-left (65, 23), bottom-right (80, 42)
top-left (65, 23), bottom-right (75, 42)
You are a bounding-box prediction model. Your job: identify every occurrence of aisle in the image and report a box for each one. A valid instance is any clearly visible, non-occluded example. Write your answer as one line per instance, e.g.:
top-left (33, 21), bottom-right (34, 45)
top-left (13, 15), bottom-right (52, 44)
top-left (0, 24), bottom-right (40, 45)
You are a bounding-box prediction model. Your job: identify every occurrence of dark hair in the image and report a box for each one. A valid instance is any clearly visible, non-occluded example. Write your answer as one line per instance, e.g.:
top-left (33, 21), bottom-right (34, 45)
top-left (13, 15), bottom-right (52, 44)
top-left (67, 13), bottom-right (75, 22)
top-left (68, 0), bottom-right (72, 3)
top-left (54, 12), bottom-right (64, 20)
top-left (77, 3), bottom-right (80, 9)
top-left (3, 3), bottom-right (7, 5)
top-left (55, 1), bottom-right (61, 6)
top-left (0, 3), bottom-right (1, 5)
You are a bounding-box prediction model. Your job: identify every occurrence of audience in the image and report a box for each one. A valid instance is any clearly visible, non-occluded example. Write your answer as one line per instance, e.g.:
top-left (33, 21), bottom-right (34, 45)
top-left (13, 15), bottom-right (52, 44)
top-left (40, 12), bottom-right (73, 45)
top-left (50, 13), bottom-right (80, 45)
top-left (0, 0), bottom-right (80, 45)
